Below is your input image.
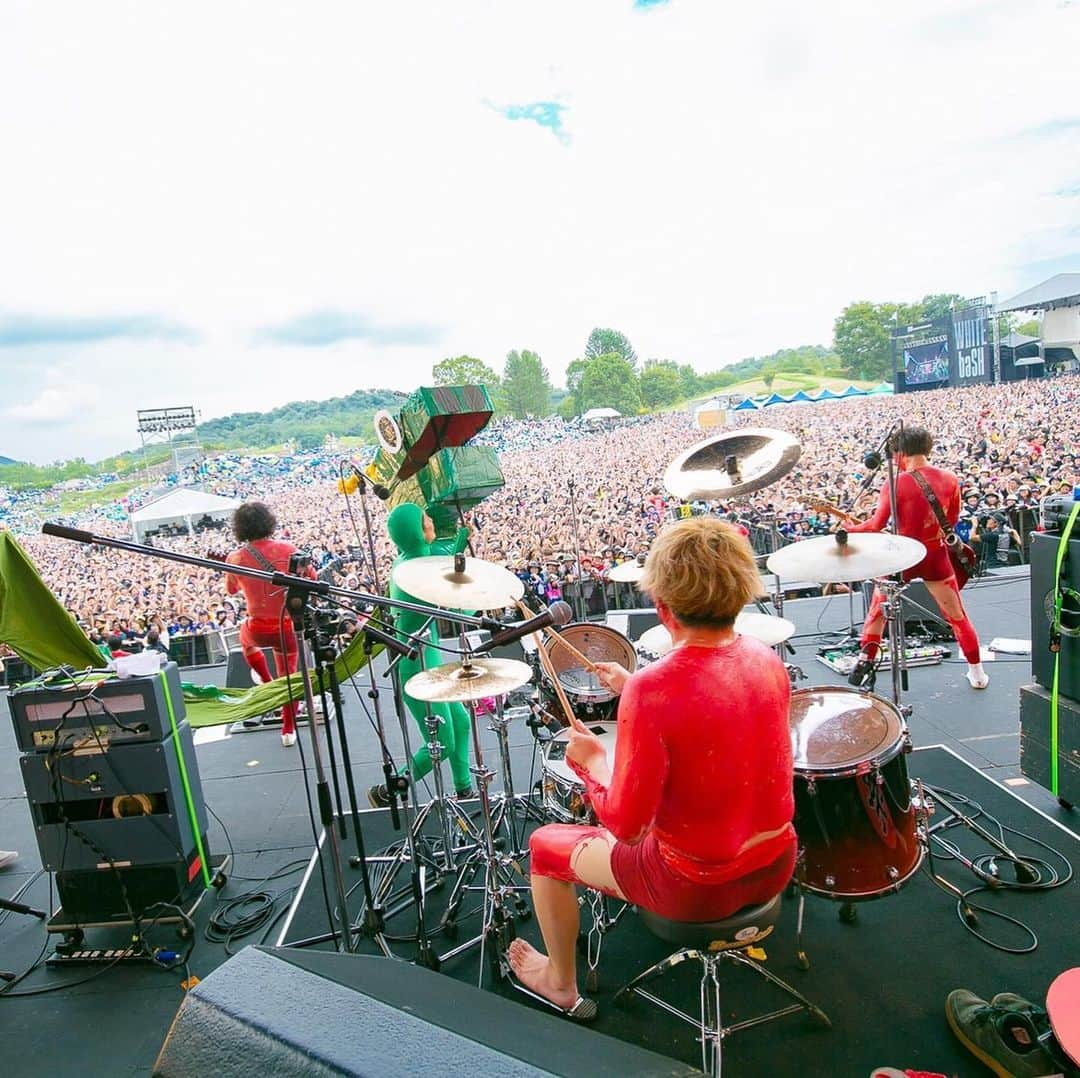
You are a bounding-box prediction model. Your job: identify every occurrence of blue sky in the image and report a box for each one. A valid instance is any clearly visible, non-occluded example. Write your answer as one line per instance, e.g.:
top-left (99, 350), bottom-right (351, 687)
top-left (1, 0), bottom-right (1078, 463)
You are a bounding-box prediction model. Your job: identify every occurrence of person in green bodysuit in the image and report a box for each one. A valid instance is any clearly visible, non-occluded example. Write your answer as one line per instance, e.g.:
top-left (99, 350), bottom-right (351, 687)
top-left (368, 503), bottom-right (475, 806)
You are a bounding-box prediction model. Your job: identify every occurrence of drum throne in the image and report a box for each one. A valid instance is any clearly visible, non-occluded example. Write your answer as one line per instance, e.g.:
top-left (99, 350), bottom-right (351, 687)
top-left (612, 893), bottom-right (831, 1076)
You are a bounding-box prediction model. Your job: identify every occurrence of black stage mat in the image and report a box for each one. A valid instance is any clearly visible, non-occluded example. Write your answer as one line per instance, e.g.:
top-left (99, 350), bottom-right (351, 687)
top-left (279, 746), bottom-right (1079, 1077)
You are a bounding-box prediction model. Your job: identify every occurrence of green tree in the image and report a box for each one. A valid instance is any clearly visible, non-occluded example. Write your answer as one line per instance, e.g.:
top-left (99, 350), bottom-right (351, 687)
top-left (556, 395), bottom-right (578, 420)
top-left (432, 355), bottom-right (501, 390)
top-left (639, 360), bottom-right (683, 409)
top-left (762, 371), bottom-right (776, 390)
top-left (501, 349), bottom-right (553, 418)
top-left (918, 293), bottom-right (965, 322)
top-left (584, 328), bottom-right (637, 370)
top-left (833, 301), bottom-right (894, 381)
top-left (677, 363), bottom-right (701, 399)
top-left (578, 353), bottom-right (641, 415)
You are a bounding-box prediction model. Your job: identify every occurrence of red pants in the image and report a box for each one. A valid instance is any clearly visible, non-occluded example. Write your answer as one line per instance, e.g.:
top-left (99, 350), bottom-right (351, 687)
top-left (861, 575), bottom-right (980, 665)
top-left (529, 825), bottom-right (797, 923)
top-left (240, 618), bottom-right (300, 733)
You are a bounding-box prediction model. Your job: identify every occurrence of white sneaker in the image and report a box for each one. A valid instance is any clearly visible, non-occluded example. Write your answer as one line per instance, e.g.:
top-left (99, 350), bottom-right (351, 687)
top-left (0, 850), bottom-right (17, 870)
top-left (966, 664), bottom-right (989, 690)
top-left (250, 669), bottom-right (264, 685)
top-left (281, 732), bottom-right (297, 747)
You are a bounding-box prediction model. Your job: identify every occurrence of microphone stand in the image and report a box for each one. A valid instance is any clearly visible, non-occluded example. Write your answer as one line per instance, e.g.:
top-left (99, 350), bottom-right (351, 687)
top-left (567, 476), bottom-right (587, 622)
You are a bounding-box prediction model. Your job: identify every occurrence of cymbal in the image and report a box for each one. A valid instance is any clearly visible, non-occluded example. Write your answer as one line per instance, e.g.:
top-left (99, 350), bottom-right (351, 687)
top-left (637, 611), bottom-right (796, 656)
top-left (663, 427), bottom-right (802, 500)
top-left (766, 533), bottom-right (926, 584)
top-left (608, 560), bottom-right (646, 583)
top-left (404, 657), bottom-right (533, 703)
top-left (392, 555), bottom-right (524, 610)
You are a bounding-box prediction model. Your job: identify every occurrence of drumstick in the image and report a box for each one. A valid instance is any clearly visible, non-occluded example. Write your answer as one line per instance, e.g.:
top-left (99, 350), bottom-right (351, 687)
top-left (514, 600), bottom-right (600, 673)
top-left (516, 603), bottom-right (590, 734)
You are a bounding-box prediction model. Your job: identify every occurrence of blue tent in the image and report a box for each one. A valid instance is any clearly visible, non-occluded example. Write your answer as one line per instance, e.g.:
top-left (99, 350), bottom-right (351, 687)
top-left (763, 392), bottom-right (792, 406)
top-left (733, 397), bottom-right (761, 411)
top-left (840, 385), bottom-right (867, 397)
top-left (869, 382), bottom-right (894, 395)
top-left (790, 390), bottom-right (813, 402)
top-left (813, 387), bottom-right (840, 399)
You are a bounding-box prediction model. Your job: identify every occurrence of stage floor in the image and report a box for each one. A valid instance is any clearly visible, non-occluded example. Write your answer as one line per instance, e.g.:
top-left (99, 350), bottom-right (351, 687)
top-left (0, 565), bottom-right (1077, 1076)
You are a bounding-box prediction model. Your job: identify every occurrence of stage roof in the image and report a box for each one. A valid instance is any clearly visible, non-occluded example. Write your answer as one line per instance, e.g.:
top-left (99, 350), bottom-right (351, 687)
top-left (996, 273), bottom-right (1080, 313)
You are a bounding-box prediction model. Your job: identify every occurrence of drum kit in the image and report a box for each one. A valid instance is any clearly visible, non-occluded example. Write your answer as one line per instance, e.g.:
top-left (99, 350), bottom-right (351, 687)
top-left (371, 426), bottom-right (969, 983)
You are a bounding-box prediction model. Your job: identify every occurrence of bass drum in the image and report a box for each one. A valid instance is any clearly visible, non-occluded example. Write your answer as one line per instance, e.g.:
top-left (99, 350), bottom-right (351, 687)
top-left (541, 623), bottom-right (636, 725)
top-left (790, 687), bottom-right (924, 901)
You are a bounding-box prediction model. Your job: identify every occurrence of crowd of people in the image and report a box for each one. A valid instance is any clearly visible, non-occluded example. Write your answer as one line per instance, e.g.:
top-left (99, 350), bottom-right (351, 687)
top-left (0, 375), bottom-right (1077, 661)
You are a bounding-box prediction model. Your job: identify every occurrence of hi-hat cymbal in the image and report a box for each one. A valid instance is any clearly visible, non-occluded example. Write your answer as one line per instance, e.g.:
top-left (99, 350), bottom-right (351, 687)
top-left (404, 657), bottom-right (533, 703)
top-left (664, 427), bottom-right (802, 500)
top-left (637, 611), bottom-right (796, 657)
top-left (392, 555), bottom-right (525, 610)
top-left (766, 533), bottom-right (926, 584)
top-left (608, 560), bottom-right (646, 583)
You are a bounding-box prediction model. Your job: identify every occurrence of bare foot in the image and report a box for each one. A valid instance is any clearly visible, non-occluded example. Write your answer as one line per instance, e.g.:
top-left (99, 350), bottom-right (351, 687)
top-left (507, 938), bottom-right (579, 1010)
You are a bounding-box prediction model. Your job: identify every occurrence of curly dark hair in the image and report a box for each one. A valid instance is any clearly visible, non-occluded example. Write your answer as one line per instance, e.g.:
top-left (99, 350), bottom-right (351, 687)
top-left (233, 501), bottom-right (276, 543)
top-left (890, 425), bottom-right (934, 457)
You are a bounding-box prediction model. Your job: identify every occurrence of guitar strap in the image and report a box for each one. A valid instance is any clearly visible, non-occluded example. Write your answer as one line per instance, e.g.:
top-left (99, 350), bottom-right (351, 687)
top-left (909, 469), bottom-right (955, 544)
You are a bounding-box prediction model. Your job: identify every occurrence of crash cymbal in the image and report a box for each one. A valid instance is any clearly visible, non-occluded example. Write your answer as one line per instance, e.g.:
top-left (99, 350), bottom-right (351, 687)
top-left (663, 427), bottom-right (802, 500)
top-left (637, 611), bottom-right (795, 657)
top-left (391, 555), bottom-right (525, 610)
top-left (766, 532), bottom-right (926, 584)
top-left (608, 560), bottom-right (647, 583)
top-left (404, 657), bottom-right (533, 703)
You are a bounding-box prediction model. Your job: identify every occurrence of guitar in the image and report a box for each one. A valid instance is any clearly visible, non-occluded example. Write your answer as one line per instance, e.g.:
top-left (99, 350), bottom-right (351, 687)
top-left (804, 498), bottom-right (863, 529)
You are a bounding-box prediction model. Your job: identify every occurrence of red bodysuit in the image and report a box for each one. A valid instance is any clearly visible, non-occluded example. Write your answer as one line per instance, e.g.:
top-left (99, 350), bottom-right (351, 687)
top-left (846, 466), bottom-right (960, 582)
top-left (225, 539), bottom-right (316, 734)
top-left (530, 636), bottom-right (797, 922)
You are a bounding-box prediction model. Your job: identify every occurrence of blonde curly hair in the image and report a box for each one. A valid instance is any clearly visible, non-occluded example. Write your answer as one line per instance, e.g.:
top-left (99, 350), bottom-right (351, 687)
top-left (640, 517), bottom-right (764, 627)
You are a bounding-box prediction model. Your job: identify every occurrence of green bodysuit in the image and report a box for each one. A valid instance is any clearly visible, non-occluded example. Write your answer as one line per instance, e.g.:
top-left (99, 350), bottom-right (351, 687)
top-left (386, 504), bottom-right (473, 794)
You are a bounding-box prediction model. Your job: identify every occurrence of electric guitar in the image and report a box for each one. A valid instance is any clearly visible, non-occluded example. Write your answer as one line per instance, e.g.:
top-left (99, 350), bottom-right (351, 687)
top-left (804, 498), bottom-right (863, 529)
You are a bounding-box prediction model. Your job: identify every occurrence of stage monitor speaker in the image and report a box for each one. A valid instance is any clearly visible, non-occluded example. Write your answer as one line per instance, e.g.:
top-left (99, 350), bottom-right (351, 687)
top-left (861, 579), bottom-right (948, 633)
top-left (225, 647), bottom-right (276, 689)
top-left (1019, 682), bottom-right (1080, 808)
top-left (606, 607), bottom-right (660, 641)
top-left (1029, 532), bottom-right (1080, 699)
top-left (169, 634), bottom-right (210, 667)
top-left (154, 946), bottom-right (698, 1078)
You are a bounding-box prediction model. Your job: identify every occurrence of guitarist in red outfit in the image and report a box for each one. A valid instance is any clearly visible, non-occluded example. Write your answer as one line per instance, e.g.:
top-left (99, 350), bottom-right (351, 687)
top-left (845, 425), bottom-right (988, 691)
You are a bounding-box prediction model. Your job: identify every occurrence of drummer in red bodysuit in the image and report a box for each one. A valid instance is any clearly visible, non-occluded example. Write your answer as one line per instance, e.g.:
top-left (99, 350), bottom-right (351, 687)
top-left (224, 501), bottom-right (317, 747)
top-left (508, 518), bottom-right (796, 1020)
top-left (845, 425), bottom-right (987, 691)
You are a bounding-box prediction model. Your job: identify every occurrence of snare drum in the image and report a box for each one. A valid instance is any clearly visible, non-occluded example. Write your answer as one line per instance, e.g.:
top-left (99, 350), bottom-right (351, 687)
top-left (542, 623), bottom-right (636, 725)
top-left (541, 720), bottom-right (618, 823)
top-left (790, 687), bottom-right (923, 901)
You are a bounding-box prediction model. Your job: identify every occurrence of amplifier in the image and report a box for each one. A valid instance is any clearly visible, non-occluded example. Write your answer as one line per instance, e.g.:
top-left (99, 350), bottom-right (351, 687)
top-left (19, 721), bottom-right (209, 872)
top-left (7, 662), bottom-right (186, 752)
top-left (1019, 683), bottom-right (1080, 808)
top-left (1029, 533), bottom-right (1080, 698)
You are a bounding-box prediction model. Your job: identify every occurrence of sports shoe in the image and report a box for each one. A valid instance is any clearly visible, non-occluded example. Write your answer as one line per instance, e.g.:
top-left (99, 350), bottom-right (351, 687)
top-left (455, 788), bottom-right (476, 801)
top-left (946, 989), bottom-right (1061, 1077)
top-left (280, 732), bottom-right (297, 748)
top-left (848, 657), bottom-right (876, 690)
top-left (966, 664), bottom-right (989, 690)
top-left (990, 992), bottom-right (1046, 1019)
top-left (0, 850), bottom-right (18, 870)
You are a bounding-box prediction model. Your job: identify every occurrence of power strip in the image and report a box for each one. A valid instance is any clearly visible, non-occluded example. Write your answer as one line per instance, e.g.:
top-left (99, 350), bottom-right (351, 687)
top-left (46, 947), bottom-right (153, 968)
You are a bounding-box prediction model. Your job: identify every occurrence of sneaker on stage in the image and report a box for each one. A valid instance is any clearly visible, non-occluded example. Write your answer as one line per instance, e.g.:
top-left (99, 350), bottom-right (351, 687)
top-left (946, 988), bottom-right (1061, 1077)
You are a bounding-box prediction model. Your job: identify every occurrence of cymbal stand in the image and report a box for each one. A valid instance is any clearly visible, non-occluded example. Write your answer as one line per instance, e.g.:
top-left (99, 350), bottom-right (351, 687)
top-left (485, 697), bottom-right (547, 856)
top-left (876, 577), bottom-right (910, 716)
top-left (436, 644), bottom-right (531, 985)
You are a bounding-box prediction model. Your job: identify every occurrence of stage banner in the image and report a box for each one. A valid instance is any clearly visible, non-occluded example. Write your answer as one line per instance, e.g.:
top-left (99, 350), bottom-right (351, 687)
top-left (950, 304), bottom-right (992, 386)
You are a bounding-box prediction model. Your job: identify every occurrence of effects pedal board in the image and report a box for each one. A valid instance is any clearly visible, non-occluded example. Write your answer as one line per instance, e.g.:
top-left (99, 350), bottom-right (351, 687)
top-left (817, 643), bottom-right (951, 677)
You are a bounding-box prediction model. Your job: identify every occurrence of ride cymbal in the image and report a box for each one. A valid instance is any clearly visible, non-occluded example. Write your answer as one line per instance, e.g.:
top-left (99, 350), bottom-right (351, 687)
top-left (663, 427), bottom-right (802, 500)
top-left (608, 560), bottom-right (646, 583)
top-left (404, 657), bottom-right (533, 703)
top-left (637, 611), bottom-right (796, 656)
top-left (766, 532), bottom-right (926, 584)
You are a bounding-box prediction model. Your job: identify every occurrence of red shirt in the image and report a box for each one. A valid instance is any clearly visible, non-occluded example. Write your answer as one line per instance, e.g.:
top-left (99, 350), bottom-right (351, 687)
top-left (847, 465), bottom-right (959, 581)
top-left (225, 539), bottom-right (316, 624)
top-left (573, 636), bottom-right (794, 881)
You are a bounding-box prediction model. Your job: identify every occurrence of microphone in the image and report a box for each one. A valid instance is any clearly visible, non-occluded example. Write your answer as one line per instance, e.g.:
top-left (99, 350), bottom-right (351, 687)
top-left (480, 601), bottom-right (573, 652)
top-left (42, 523), bottom-right (96, 544)
top-left (863, 450), bottom-right (883, 471)
top-left (339, 459), bottom-right (395, 500)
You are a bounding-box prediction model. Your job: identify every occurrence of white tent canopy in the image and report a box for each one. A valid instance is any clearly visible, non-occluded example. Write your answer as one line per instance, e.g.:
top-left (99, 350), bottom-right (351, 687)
top-left (581, 407), bottom-right (621, 422)
top-left (130, 488), bottom-right (242, 542)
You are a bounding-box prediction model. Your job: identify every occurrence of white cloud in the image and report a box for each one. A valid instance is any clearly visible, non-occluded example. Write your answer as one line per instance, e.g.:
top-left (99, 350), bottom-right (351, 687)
top-left (5, 372), bottom-right (102, 425)
top-left (0, 0), bottom-right (1078, 462)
